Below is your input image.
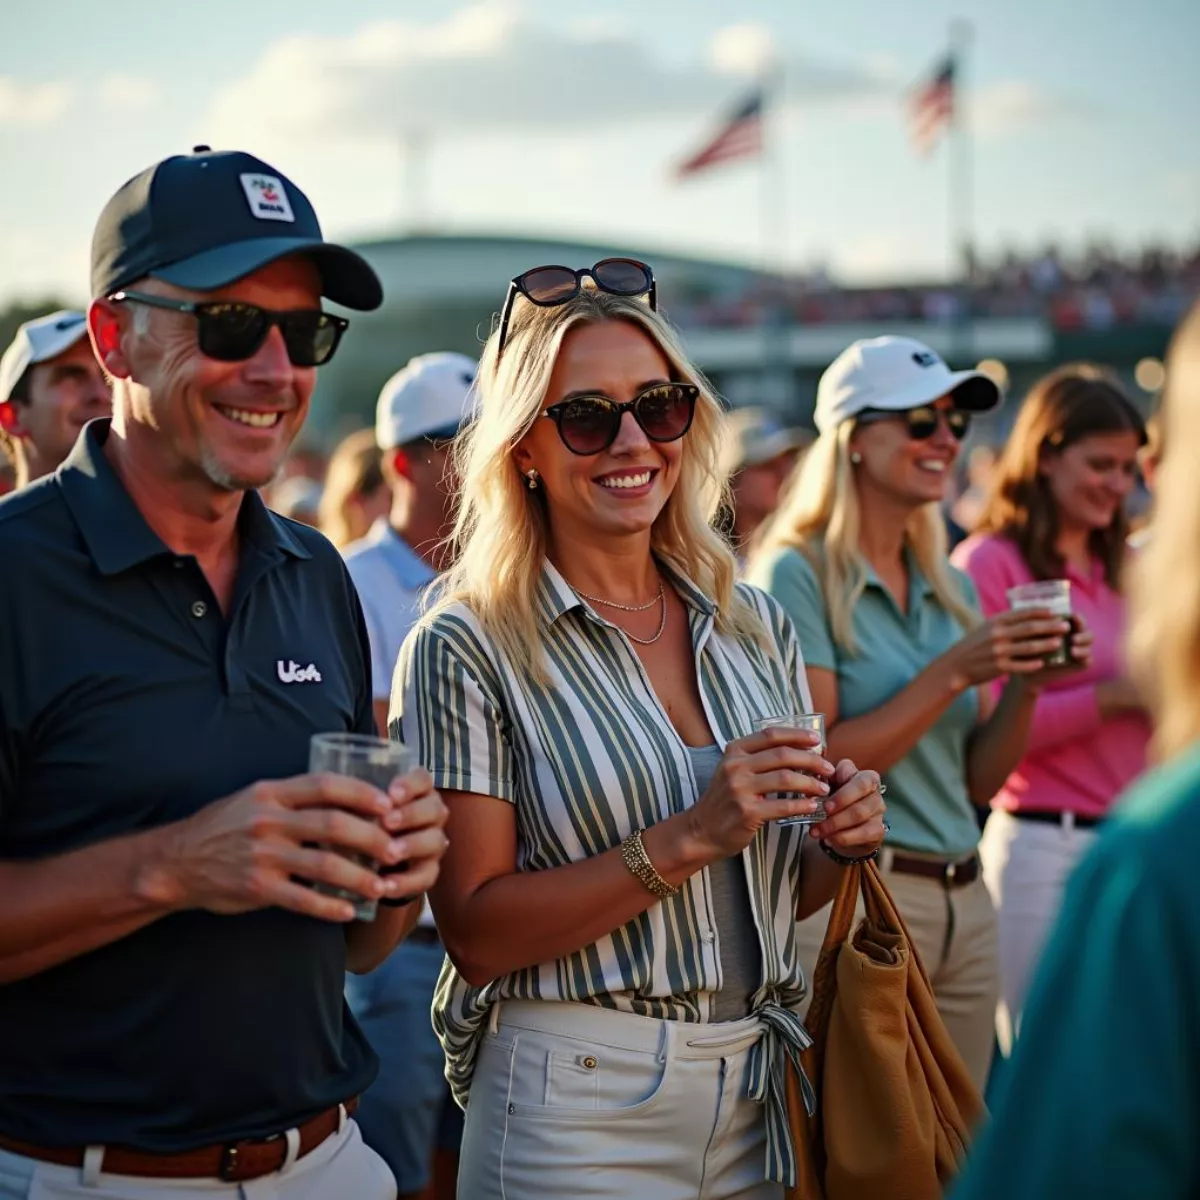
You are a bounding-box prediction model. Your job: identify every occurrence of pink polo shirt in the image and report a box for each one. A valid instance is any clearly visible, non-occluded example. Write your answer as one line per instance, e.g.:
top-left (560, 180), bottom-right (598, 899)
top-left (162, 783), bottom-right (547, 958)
top-left (951, 533), bottom-right (1150, 818)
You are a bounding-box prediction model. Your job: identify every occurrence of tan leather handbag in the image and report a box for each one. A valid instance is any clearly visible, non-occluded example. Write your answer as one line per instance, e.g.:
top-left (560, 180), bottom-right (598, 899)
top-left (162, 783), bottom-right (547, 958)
top-left (786, 860), bottom-right (985, 1200)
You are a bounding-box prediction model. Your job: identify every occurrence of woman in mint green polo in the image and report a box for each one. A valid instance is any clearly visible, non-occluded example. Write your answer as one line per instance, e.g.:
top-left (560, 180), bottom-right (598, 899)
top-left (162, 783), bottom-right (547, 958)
top-left (745, 336), bottom-right (1091, 1091)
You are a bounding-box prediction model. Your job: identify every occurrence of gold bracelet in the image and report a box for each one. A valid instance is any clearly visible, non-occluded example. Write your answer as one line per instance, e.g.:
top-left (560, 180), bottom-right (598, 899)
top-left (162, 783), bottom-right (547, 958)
top-left (621, 829), bottom-right (679, 899)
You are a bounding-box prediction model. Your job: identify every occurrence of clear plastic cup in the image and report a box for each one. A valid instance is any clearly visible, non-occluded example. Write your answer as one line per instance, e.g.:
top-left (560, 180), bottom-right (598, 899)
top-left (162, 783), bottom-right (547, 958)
top-left (308, 732), bottom-right (412, 921)
top-left (1007, 579), bottom-right (1073, 667)
top-left (753, 712), bottom-right (827, 827)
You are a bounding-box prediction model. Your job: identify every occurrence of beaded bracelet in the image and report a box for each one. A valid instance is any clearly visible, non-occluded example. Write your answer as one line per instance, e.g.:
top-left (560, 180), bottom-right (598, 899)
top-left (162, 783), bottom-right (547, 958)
top-left (818, 818), bottom-right (890, 867)
top-left (621, 829), bottom-right (679, 899)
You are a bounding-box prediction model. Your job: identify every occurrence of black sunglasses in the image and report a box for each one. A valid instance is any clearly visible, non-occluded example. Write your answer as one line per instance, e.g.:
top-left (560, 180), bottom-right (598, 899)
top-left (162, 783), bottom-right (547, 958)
top-left (543, 383), bottom-right (698, 456)
top-left (109, 291), bottom-right (349, 367)
top-left (497, 258), bottom-right (656, 357)
top-left (857, 405), bottom-right (971, 442)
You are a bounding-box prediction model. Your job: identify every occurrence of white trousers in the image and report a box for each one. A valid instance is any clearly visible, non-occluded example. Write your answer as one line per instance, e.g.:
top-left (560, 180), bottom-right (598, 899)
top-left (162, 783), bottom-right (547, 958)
top-left (0, 1121), bottom-right (395, 1200)
top-left (979, 809), bottom-right (1098, 1056)
top-left (459, 1000), bottom-right (784, 1200)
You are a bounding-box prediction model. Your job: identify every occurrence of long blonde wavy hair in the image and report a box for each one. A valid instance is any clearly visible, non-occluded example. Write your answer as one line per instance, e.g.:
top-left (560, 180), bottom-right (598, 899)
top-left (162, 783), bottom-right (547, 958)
top-left (749, 419), bottom-right (978, 654)
top-left (423, 287), bottom-right (762, 680)
top-left (1129, 299), bottom-right (1200, 761)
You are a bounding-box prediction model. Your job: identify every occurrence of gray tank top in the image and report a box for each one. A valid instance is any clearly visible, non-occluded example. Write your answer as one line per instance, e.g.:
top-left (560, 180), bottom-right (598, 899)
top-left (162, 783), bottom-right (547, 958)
top-left (687, 744), bottom-right (763, 1021)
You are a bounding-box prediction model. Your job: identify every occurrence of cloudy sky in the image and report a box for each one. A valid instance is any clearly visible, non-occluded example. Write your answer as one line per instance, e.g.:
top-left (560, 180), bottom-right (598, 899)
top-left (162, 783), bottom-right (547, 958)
top-left (1, 0), bottom-right (1197, 307)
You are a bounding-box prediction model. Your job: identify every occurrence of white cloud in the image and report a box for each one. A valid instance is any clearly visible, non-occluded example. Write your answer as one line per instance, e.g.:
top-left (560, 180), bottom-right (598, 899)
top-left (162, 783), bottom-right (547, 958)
top-left (203, 2), bottom-right (890, 152)
top-left (971, 80), bottom-right (1093, 139)
top-left (709, 23), bottom-right (777, 76)
top-left (0, 78), bottom-right (73, 127)
top-left (98, 74), bottom-right (159, 111)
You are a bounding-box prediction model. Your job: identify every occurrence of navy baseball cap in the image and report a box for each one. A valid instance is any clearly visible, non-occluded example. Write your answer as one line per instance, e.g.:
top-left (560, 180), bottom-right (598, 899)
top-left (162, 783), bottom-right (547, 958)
top-left (90, 146), bottom-right (383, 310)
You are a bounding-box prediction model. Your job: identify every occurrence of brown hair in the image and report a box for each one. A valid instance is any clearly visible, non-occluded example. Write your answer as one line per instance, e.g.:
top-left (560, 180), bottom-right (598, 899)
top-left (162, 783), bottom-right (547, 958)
top-left (317, 427), bottom-right (385, 549)
top-left (976, 364), bottom-right (1145, 588)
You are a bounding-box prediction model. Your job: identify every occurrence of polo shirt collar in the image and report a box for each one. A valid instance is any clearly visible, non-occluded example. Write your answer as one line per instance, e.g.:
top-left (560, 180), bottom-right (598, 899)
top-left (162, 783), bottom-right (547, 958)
top-left (58, 419), bottom-right (311, 576)
top-left (537, 556), bottom-right (717, 628)
top-left (362, 518), bottom-right (435, 590)
top-left (861, 548), bottom-right (935, 611)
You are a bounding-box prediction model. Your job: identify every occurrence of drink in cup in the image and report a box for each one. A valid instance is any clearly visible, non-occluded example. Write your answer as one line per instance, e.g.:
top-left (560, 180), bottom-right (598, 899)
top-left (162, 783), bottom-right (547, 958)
top-left (308, 732), bottom-right (412, 921)
top-left (1006, 579), bottom-right (1073, 668)
top-left (753, 712), bottom-right (827, 827)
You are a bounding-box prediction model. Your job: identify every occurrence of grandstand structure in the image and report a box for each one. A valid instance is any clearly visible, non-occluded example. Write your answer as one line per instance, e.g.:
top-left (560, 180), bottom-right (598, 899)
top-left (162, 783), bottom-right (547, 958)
top-left (309, 232), bottom-right (1195, 446)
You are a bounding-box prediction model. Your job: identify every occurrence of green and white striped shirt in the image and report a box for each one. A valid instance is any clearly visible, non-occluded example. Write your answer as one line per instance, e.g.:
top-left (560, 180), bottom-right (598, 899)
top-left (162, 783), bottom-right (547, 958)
top-left (393, 561), bottom-right (816, 1111)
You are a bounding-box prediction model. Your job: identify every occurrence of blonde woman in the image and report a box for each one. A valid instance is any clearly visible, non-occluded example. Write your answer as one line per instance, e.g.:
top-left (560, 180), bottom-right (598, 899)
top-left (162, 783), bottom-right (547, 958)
top-left (745, 336), bottom-right (1092, 1092)
top-left (950, 306), bottom-right (1200, 1199)
top-left (391, 260), bottom-right (886, 1199)
top-left (318, 426), bottom-right (389, 549)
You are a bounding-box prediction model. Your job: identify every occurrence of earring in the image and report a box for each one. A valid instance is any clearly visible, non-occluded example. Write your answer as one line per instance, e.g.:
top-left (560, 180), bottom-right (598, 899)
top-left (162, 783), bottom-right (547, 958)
top-left (850, 451), bottom-right (863, 465)
top-left (525, 469), bottom-right (540, 490)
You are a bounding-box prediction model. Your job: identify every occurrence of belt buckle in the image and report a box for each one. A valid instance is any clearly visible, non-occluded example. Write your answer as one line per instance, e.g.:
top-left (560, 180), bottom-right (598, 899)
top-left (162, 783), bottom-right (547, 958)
top-left (218, 1142), bottom-right (245, 1183)
top-left (943, 861), bottom-right (958, 886)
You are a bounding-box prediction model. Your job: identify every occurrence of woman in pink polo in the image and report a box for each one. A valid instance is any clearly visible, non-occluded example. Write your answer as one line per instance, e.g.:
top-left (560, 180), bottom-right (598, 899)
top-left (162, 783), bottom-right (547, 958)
top-left (952, 364), bottom-right (1150, 1055)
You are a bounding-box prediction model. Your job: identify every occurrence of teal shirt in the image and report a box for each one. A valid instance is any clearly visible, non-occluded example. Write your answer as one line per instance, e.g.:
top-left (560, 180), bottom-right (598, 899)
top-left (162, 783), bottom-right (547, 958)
top-left (952, 744), bottom-right (1200, 1200)
top-left (746, 544), bottom-right (982, 857)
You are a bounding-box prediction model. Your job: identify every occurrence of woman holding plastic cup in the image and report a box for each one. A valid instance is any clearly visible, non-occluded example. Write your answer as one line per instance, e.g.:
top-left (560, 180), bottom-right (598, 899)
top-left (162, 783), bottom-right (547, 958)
top-left (951, 364), bottom-right (1148, 1055)
top-left (746, 336), bottom-right (1092, 1091)
top-left (391, 262), bottom-right (885, 1199)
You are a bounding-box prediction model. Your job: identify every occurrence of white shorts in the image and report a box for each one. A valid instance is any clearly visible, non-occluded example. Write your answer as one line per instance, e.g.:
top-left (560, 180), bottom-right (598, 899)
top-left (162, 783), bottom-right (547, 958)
top-left (458, 999), bottom-right (783, 1200)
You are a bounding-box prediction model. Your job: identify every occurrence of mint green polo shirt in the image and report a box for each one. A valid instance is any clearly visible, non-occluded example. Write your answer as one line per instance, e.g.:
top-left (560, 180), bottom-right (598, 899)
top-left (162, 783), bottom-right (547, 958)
top-left (746, 543), bottom-right (982, 857)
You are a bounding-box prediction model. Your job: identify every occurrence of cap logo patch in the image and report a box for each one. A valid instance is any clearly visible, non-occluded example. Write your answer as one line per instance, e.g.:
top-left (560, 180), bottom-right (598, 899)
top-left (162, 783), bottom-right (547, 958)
top-left (912, 350), bottom-right (941, 368)
top-left (240, 173), bottom-right (295, 223)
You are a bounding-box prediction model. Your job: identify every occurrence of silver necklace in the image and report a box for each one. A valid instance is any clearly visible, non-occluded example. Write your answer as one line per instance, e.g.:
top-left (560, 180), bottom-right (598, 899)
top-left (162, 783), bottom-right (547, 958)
top-left (574, 582), bottom-right (669, 645)
top-left (572, 582), bottom-right (664, 612)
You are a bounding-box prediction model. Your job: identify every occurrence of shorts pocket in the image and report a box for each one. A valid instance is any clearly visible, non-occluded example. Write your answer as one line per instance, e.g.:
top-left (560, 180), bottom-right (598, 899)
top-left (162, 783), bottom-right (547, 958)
top-left (507, 1028), bottom-right (672, 1124)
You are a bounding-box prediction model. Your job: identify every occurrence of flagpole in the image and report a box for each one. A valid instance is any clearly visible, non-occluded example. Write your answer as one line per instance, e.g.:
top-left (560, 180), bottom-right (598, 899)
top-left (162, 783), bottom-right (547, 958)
top-left (948, 19), bottom-right (974, 363)
top-left (760, 60), bottom-right (788, 407)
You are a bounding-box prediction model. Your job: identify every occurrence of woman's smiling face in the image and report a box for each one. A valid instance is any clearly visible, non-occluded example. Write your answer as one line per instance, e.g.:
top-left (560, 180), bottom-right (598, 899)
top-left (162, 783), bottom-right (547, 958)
top-left (513, 319), bottom-right (686, 545)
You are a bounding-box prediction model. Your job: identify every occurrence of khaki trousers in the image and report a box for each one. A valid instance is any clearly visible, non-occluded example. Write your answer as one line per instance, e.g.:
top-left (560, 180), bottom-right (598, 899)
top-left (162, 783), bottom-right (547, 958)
top-left (793, 851), bottom-right (1000, 1093)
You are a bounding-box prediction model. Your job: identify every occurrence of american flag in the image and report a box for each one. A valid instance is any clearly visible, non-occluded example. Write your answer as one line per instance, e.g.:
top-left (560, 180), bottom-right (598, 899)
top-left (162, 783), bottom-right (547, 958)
top-left (674, 90), bottom-right (764, 180)
top-left (908, 56), bottom-right (956, 155)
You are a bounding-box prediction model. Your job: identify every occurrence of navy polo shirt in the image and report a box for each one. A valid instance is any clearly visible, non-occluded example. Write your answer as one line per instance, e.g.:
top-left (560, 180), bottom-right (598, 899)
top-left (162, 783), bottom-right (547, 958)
top-left (0, 421), bottom-right (378, 1150)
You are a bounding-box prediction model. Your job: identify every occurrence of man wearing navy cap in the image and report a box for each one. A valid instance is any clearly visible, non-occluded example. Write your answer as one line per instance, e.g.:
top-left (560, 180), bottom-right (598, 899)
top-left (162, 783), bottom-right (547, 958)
top-left (0, 309), bottom-right (111, 488)
top-left (0, 147), bottom-right (447, 1198)
top-left (342, 351), bottom-right (475, 1199)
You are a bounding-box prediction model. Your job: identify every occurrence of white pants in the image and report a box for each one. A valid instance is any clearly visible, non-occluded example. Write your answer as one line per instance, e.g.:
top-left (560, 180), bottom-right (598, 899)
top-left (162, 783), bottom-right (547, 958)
top-left (0, 1120), bottom-right (395, 1200)
top-left (979, 809), bottom-right (1098, 1056)
top-left (459, 1000), bottom-right (784, 1200)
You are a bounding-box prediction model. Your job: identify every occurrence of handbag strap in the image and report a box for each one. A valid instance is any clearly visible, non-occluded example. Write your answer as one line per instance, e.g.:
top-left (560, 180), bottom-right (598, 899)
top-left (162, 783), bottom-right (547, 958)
top-left (860, 859), bottom-right (936, 992)
top-left (802, 860), bottom-right (860, 1048)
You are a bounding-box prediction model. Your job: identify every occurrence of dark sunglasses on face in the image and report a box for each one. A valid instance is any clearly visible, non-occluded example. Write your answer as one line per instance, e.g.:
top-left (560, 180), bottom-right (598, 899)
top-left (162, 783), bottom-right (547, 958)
top-left (857, 404), bottom-right (971, 441)
top-left (543, 382), bottom-right (698, 456)
top-left (497, 258), bottom-right (656, 356)
top-left (109, 291), bottom-right (349, 367)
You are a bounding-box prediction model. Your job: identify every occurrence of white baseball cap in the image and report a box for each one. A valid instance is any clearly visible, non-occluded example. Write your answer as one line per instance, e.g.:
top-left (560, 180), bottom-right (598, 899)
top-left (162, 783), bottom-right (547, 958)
top-left (375, 352), bottom-right (477, 451)
top-left (0, 310), bottom-right (91, 404)
top-left (813, 336), bottom-right (1001, 436)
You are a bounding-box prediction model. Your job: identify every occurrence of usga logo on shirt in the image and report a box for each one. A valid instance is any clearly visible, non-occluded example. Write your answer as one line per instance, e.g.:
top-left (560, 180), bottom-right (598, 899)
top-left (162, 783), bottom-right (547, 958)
top-left (277, 660), bottom-right (322, 684)
top-left (240, 174), bottom-right (295, 223)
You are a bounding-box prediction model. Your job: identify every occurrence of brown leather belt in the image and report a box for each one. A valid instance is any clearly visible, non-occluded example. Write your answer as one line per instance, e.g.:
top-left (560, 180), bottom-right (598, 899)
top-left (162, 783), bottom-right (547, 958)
top-left (886, 851), bottom-right (981, 889)
top-left (0, 1098), bottom-right (357, 1183)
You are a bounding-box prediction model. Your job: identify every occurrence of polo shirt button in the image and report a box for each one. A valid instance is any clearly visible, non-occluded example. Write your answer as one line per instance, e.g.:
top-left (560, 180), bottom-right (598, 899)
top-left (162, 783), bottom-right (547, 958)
top-left (191, 601), bottom-right (207, 619)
